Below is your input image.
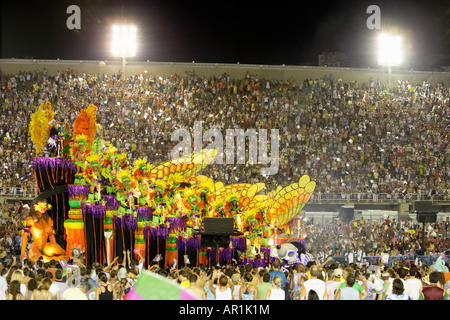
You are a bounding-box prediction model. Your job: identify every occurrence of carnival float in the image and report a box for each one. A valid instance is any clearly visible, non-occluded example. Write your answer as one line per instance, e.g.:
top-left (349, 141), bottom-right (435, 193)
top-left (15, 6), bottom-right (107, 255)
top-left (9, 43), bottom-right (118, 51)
top-left (24, 102), bottom-right (316, 269)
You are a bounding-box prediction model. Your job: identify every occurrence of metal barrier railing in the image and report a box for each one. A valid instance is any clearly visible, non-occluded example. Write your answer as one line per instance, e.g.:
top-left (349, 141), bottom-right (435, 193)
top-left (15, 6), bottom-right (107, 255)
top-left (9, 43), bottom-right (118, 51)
top-left (0, 186), bottom-right (37, 199)
top-left (310, 193), bottom-right (450, 204)
top-left (0, 184), bottom-right (449, 206)
top-left (301, 213), bottom-right (449, 225)
top-left (328, 254), bottom-right (448, 268)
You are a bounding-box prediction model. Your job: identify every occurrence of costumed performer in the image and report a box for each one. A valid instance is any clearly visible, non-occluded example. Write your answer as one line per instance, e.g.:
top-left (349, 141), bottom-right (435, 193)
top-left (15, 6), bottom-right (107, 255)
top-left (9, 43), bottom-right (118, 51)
top-left (117, 152), bottom-right (129, 170)
top-left (149, 179), bottom-right (168, 226)
top-left (116, 169), bottom-right (137, 217)
top-left (210, 198), bottom-right (226, 217)
top-left (243, 209), bottom-right (264, 253)
top-left (254, 207), bottom-right (272, 247)
top-left (71, 133), bottom-right (91, 183)
top-left (198, 184), bottom-right (213, 220)
top-left (132, 158), bottom-right (152, 206)
top-left (226, 192), bottom-right (243, 231)
top-left (182, 188), bottom-right (201, 234)
top-left (166, 173), bottom-right (185, 217)
top-left (71, 103), bottom-right (97, 173)
top-left (101, 144), bottom-right (119, 195)
top-left (84, 153), bottom-right (104, 202)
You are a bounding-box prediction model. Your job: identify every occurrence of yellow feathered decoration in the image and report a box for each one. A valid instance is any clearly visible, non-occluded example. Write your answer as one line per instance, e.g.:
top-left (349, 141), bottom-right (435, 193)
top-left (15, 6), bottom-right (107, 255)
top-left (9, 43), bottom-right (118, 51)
top-left (153, 179), bottom-right (167, 192)
top-left (44, 101), bottom-right (55, 137)
top-left (117, 152), bottom-right (128, 163)
top-left (132, 158), bottom-right (151, 178)
top-left (167, 172), bottom-right (185, 188)
top-left (182, 187), bottom-right (200, 211)
top-left (85, 152), bottom-right (102, 165)
top-left (105, 143), bottom-right (118, 155)
top-left (116, 169), bottom-right (132, 183)
top-left (29, 102), bottom-right (50, 153)
top-left (133, 158), bottom-right (148, 169)
top-left (210, 197), bottom-right (226, 216)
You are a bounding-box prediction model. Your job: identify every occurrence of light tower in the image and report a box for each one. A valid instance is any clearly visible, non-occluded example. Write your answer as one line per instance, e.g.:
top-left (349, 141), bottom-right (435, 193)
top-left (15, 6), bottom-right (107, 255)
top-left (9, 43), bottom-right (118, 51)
top-left (377, 33), bottom-right (403, 86)
top-left (111, 24), bottom-right (137, 78)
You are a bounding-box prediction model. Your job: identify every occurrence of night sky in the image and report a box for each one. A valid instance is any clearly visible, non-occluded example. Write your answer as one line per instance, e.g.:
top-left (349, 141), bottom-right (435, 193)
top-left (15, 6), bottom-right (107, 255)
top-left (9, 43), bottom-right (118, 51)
top-left (1, 0), bottom-right (449, 67)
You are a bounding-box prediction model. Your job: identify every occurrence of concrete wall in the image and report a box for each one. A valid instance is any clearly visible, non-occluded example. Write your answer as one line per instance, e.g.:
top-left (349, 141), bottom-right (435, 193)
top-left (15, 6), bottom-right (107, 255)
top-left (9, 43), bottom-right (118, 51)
top-left (1, 59), bottom-right (449, 86)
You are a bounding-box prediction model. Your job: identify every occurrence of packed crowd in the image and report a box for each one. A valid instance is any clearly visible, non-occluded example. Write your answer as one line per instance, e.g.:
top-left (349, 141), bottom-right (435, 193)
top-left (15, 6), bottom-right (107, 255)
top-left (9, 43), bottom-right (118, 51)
top-left (0, 68), bottom-right (449, 198)
top-left (0, 195), bottom-right (449, 300)
top-left (0, 201), bottom-right (28, 261)
top-left (0, 66), bottom-right (449, 300)
top-left (300, 215), bottom-right (450, 260)
top-left (0, 245), bottom-right (449, 300)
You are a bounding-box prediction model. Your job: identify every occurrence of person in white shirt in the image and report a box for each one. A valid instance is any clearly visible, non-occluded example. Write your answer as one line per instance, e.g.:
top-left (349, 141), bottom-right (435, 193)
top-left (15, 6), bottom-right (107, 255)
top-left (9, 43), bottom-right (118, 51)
top-left (404, 267), bottom-right (422, 300)
top-left (209, 273), bottom-right (232, 300)
top-left (266, 276), bottom-right (285, 300)
top-left (53, 269), bottom-right (69, 298)
top-left (300, 265), bottom-right (329, 300)
top-left (61, 283), bottom-right (89, 300)
top-left (7, 268), bottom-right (24, 295)
top-left (325, 268), bottom-right (343, 300)
top-left (386, 267), bottom-right (410, 299)
top-left (44, 272), bottom-right (61, 300)
top-left (0, 289), bottom-right (6, 300)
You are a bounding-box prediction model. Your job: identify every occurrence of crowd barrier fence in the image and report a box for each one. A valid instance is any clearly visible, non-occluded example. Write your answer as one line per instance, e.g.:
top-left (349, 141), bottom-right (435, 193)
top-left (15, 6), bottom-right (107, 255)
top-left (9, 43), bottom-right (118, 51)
top-left (328, 254), bottom-right (449, 268)
top-left (0, 186), bottom-right (37, 199)
top-left (310, 193), bottom-right (450, 204)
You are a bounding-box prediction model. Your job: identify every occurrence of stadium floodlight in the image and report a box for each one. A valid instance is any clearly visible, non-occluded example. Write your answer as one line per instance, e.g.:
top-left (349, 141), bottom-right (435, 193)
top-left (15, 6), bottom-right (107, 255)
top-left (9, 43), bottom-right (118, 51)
top-left (111, 24), bottom-right (137, 77)
top-left (111, 24), bottom-right (137, 57)
top-left (377, 33), bottom-right (403, 85)
top-left (377, 33), bottom-right (403, 66)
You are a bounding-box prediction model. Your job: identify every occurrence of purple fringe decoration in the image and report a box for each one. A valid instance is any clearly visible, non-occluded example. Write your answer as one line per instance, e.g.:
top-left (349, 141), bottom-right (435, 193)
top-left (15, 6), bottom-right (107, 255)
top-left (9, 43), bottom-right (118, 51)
top-left (206, 248), bottom-right (233, 264)
top-left (33, 157), bottom-right (77, 174)
top-left (188, 236), bottom-right (202, 251)
top-left (176, 236), bottom-right (184, 249)
top-left (166, 217), bottom-right (185, 232)
top-left (137, 206), bottom-right (153, 221)
top-left (113, 215), bottom-right (122, 230)
top-left (122, 215), bottom-right (138, 230)
top-left (81, 202), bottom-right (106, 218)
top-left (231, 237), bottom-right (247, 253)
top-left (143, 226), bottom-right (169, 241)
top-left (112, 215), bottom-right (138, 230)
top-left (68, 184), bottom-right (91, 200)
top-left (157, 226), bottom-right (169, 241)
top-left (206, 249), bottom-right (216, 262)
top-left (143, 226), bottom-right (157, 241)
top-left (104, 196), bottom-right (120, 211)
top-left (219, 248), bottom-right (233, 263)
top-left (176, 236), bottom-right (201, 251)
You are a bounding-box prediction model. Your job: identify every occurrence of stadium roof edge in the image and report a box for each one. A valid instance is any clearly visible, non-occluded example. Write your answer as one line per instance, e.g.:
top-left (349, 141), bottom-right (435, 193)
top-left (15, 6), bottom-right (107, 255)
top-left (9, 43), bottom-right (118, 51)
top-left (1, 58), bottom-right (449, 75)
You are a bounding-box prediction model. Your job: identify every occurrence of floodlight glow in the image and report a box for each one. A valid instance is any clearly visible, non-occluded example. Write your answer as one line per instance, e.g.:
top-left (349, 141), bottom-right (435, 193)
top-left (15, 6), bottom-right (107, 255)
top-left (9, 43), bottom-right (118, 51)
top-left (111, 24), bottom-right (137, 58)
top-left (378, 33), bottom-right (403, 66)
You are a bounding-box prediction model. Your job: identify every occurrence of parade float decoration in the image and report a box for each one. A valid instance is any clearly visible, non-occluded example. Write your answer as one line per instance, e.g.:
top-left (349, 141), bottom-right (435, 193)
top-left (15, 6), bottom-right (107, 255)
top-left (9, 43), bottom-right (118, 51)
top-left (26, 102), bottom-right (316, 268)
